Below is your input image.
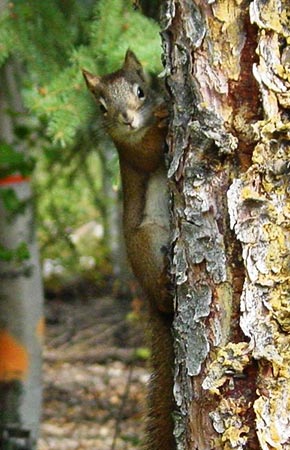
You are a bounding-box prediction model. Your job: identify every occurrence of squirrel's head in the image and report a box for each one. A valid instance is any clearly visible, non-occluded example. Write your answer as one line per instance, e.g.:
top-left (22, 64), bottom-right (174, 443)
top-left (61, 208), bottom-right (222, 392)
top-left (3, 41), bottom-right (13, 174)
top-left (82, 50), bottom-right (155, 143)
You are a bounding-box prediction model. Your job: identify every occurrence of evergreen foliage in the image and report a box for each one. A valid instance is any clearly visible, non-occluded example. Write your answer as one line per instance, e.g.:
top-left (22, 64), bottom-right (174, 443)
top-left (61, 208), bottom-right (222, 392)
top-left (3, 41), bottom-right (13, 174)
top-left (0, 0), bottom-right (162, 286)
top-left (0, 8), bottom-right (15, 66)
top-left (0, 0), bottom-right (161, 145)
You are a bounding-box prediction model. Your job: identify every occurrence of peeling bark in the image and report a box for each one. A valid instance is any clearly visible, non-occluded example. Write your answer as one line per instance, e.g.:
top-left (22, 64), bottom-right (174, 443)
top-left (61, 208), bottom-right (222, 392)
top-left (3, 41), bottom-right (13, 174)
top-left (161, 0), bottom-right (290, 449)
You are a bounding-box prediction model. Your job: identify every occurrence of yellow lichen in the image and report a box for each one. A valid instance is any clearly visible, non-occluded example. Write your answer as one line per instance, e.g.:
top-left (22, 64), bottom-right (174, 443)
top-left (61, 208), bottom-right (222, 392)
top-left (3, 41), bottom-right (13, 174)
top-left (210, 0), bottom-right (244, 81)
top-left (253, 0), bottom-right (286, 34)
top-left (263, 222), bottom-right (286, 268)
top-left (217, 397), bottom-right (250, 449)
top-left (222, 424), bottom-right (250, 445)
top-left (271, 287), bottom-right (290, 334)
top-left (254, 380), bottom-right (290, 449)
top-left (203, 342), bottom-right (250, 394)
top-left (240, 186), bottom-right (265, 202)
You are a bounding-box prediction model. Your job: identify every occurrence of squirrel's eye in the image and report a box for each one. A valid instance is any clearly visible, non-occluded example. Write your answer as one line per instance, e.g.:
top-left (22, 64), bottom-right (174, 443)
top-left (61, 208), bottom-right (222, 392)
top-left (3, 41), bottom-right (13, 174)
top-left (137, 87), bottom-right (145, 99)
top-left (134, 84), bottom-right (145, 100)
top-left (99, 98), bottom-right (108, 114)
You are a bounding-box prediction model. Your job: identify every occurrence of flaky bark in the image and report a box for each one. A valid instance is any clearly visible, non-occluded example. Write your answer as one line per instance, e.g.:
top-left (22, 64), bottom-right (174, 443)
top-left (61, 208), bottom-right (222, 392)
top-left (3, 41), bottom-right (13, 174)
top-left (162, 0), bottom-right (289, 449)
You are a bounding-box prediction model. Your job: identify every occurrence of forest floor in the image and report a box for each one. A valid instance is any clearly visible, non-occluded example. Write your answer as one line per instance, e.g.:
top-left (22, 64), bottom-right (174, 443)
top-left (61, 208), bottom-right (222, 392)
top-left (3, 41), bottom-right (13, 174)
top-left (38, 293), bottom-right (148, 450)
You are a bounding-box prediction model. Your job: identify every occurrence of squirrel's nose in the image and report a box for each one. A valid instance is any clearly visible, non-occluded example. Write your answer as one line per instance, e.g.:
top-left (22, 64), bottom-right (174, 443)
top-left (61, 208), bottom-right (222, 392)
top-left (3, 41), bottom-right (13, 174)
top-left (121, 112), bottom-right (133, 126)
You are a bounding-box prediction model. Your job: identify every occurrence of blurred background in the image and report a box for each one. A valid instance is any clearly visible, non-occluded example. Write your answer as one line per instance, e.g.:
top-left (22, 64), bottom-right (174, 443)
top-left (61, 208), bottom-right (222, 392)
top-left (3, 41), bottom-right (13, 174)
top-left (0, 1), bottom-right (163, 448)
top-left (0, 0), bottom-right (162, 293)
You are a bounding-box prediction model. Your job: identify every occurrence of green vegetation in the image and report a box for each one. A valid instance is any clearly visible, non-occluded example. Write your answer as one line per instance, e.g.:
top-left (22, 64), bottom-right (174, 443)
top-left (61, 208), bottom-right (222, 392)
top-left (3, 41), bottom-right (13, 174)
top-left (0, 0), bottom-right (162, 288)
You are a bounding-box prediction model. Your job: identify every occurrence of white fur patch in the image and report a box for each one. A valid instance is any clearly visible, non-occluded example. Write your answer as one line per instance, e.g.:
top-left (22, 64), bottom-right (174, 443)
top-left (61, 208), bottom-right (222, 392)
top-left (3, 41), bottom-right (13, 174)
top-left (140, 169), bottom-right (169, 229)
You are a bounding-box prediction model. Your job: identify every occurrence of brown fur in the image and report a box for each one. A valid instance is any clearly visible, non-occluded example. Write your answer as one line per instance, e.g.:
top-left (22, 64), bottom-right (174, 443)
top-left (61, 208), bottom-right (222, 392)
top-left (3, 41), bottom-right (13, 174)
top-left (120, 158), bottom-right (175, 449)
top-left (83, 51), bottom-right (175, 449)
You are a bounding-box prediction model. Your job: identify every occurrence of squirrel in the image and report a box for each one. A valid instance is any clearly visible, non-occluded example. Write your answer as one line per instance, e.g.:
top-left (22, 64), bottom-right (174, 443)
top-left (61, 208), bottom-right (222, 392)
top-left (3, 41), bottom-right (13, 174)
top-left (82, 50), bottom-right (175, 450)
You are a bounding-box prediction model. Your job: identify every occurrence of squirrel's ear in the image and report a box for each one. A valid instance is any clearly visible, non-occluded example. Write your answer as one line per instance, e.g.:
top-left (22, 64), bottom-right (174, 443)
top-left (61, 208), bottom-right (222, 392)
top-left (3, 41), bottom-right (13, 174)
top-left (123, 49), bottom-right (144, 75)
top-left (82, 69), bottom-right (102, 94)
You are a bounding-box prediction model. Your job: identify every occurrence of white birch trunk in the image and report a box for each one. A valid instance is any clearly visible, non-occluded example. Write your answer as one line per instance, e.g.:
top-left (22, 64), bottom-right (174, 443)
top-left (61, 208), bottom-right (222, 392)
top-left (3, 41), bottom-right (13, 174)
top-left (0, 59), bottom-right (43, 449)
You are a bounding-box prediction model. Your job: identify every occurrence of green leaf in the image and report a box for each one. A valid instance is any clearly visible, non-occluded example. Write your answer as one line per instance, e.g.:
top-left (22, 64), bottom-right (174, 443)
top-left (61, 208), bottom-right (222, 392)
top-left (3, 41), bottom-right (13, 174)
top-left (0, 188), bottom-right (28, 216)
top-left (0, 188), bottom-right (20, 212)
top-left (0, 244), bottom-right (14, 262)
top-left (0, 7), bottom-right (15, 66)
top-left (0, 142), bottom-right (25, 166)
top-left (0, 242), bottom-right (30, 263)
top-left (15, 242), bottom-right (30, 262)
top-left (0, 142), bottom-right (34, 178)
top-left (135, 347), bottom-right (150, 360)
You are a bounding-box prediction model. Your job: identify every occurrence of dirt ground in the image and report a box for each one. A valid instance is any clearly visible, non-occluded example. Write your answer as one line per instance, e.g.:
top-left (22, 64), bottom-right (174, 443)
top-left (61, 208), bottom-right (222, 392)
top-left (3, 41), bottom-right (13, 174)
top-left (38, 295), bottom-right (149, 450)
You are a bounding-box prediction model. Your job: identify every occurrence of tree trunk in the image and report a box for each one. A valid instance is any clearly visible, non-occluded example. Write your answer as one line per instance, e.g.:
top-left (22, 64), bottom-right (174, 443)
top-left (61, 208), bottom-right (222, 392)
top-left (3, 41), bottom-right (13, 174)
top-left (0, 61), bottom-right (44, 449)
top-left (161, 0), bottom-right (290, 448)
top-left (99, 144), bottom-right (127, 281)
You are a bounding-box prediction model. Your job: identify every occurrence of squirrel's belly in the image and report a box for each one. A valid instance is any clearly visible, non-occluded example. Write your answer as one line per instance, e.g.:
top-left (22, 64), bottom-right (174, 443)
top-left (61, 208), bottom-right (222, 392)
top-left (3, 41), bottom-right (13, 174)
top-left (140, 168), bottom-right (169, 229)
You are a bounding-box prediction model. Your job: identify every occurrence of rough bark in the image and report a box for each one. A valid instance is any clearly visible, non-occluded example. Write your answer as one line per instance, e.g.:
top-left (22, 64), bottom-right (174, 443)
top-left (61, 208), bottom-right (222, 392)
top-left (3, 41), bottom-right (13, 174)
top-left (0, 61), bottom-right (44, 449)
top-left (161, 0), bottom-right (289, 449)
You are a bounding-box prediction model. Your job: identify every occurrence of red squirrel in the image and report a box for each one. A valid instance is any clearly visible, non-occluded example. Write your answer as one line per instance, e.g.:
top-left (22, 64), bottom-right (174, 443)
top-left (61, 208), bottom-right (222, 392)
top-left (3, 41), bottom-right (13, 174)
top-left (83, 50), bottom-right (175, 450)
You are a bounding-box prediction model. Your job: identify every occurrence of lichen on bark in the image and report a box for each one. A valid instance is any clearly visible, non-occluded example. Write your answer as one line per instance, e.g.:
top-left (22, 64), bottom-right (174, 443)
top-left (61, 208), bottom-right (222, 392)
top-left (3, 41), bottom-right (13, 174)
top-left (227, 0), bottom-right (290, 446)
top-left (162, 0), bottom-right (290, 448)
